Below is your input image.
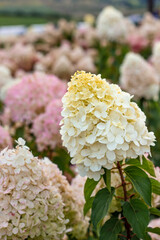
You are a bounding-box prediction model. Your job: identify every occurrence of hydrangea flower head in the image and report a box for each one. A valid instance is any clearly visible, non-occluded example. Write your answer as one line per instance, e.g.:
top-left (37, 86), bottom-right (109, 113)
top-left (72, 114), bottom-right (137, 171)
top-left (120, 52), bottom-right (159, 100)
top-left (60, 71), bottom-right (155, 180)
top-left (0, 138), bottom-right (67, 239)
top-left (5, 72), bottom-right (67, 123)
top-left (96, 6), bottom-right (127, 41)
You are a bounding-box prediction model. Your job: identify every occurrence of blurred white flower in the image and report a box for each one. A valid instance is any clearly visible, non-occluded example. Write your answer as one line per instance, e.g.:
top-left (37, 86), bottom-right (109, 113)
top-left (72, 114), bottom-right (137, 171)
top-left (96, 6), bottom-right (128, 41)
top-left (120, 52), bottom-right (159, 100)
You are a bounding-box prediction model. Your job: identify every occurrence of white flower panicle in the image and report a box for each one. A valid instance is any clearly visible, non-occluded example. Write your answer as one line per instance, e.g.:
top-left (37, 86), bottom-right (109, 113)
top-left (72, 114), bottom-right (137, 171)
top-left (0, 138), bottom-right (67, 240)
top-left (96, 6), bottom-right (128, 41)
top-left (120, 52), bottom-right (159, 100)
top-left (60, 71), bottom-right (155, 180)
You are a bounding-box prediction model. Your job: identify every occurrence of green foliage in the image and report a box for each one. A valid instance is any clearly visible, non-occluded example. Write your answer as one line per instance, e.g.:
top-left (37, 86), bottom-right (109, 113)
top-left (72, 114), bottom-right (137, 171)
top-left (53, 147), bottom-right (73, 175)
top-left (150, 178), bottom-right (160, 195)
top-left (84, 178), bottom-right (100, 202)
top-left (14, 126), bottom-right (25, 141)
top-left (100, 216), bottom-right (122, 240)
top-left (126, 156), bottom-right (155, 177)
top-left (146, 227), bottom-right (160, 235)
top-left (123, 199), bottom-right (150, 239)
top-left (95, 42), bottom-right (129, 83)
top-left (83, 178), bottom-right (100, 215)
top-left (91, 187), bottom-right (115, 231)
top-left (84, 197), bottom-right (94, 216)
top-left (124, 166), bottom-right (152, 206)
top-left (103, 169), bottom-right (111, 192)
top-left (138, 97), bottom-right (160, 167)
top-left (0, 100), bottom-right (4, 113)
top-left (0, 15), bottom-right (49, 26)
top-left (149, 207), bottom-right (160, 217)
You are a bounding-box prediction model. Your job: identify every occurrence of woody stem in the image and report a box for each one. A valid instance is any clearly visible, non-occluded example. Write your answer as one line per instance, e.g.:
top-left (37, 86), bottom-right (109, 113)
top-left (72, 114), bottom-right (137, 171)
top-left (117, 161), bottom-right (132, 240)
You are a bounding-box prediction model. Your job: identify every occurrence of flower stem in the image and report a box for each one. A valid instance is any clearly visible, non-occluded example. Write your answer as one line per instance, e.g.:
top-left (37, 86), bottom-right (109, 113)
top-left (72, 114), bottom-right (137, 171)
top-left (117, 161), bottom-right (132, 240)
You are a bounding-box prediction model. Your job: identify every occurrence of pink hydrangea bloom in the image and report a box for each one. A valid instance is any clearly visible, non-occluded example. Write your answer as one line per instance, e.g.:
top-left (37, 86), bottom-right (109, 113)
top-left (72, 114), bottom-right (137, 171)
top-left (5, 72), bottom-right (66, 124)
top-left (0, 126), bottom-right (12, 150)
top-left (32, 99), bottom-right (62, 151)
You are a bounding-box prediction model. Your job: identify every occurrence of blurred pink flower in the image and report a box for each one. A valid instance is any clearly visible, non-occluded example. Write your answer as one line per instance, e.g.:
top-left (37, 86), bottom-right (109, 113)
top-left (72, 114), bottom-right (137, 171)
top-left (32, 99), bottom-right (62, 151)
top-left (5, 72), bottom-right (66, 124)
top-left (127, 33), bottom-right (148, 52)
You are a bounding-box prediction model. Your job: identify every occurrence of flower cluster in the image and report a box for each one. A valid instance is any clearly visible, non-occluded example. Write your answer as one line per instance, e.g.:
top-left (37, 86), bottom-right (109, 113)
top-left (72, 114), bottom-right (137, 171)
top-left (32, 99), bottom-right (62, 151)
top-left (0, 138), bottom-right (67, 240)
top-left (35, 43), bottom-right (97, 81)
top-left (120, 52), bottom-right (159, 100)
top-left (0, 43), bottom-right (38, 74)
top-left (5, 72), bottom-right (66, 123)
top-left (0, 126), bottom-right (12, 150)
top-left (60, 71), bottom-right (155, 180)
top-left (41, 158), bottom-right (89, 239)
top-left (140, 13), bottom-right (160, 41)
top-left (96, 6), bottom-right (129, 42)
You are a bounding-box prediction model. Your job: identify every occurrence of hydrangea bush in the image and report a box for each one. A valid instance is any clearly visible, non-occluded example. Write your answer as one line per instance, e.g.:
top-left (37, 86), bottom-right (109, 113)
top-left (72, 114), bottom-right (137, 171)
top-left (61, 72), bottom-right (160, 240)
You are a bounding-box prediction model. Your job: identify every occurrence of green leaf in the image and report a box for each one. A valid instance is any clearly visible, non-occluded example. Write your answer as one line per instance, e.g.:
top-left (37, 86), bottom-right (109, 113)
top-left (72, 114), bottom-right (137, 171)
top-left (123, 199), bottom-right (150, 239)
top-left (126, 156), bottom-right (155, 177)
top-left (149, 207), bottom-right (160, 217)
top-left (84, 178), bottom-right (99, 202)
top-left (150, 178), bottom-right (160, 195)
top-left (131, 236), bottom-right (140, 240)
top-left (124, 166), bottom-right (152, 206)
top-left (84, 197), bottom-right (94, 216)
top-left (100, 216), bottom-right (121, 240)
top-left (53, 148), bottom-right (72, 174)
top-left (103, 169), bottom-right (111, 192)
top-left (147, 227), bottom-right (160, 235)
top-left (131, 233), bottom-right (151, 240)
top-left (91, 187), bottom-right (115, 231)
top-left (144, 233), bottom-right (152, 240)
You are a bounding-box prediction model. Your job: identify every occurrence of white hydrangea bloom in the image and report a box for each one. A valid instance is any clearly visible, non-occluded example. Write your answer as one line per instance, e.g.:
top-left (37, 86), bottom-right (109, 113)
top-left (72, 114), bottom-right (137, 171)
top-left (96, 6), bottom-right (127, 41)
top-left (0, 139), bottom-right (67, 240)
top-left (120, 52), bottom-right (159, 100)
top-left (60, 71), bottom-right (155, 180)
